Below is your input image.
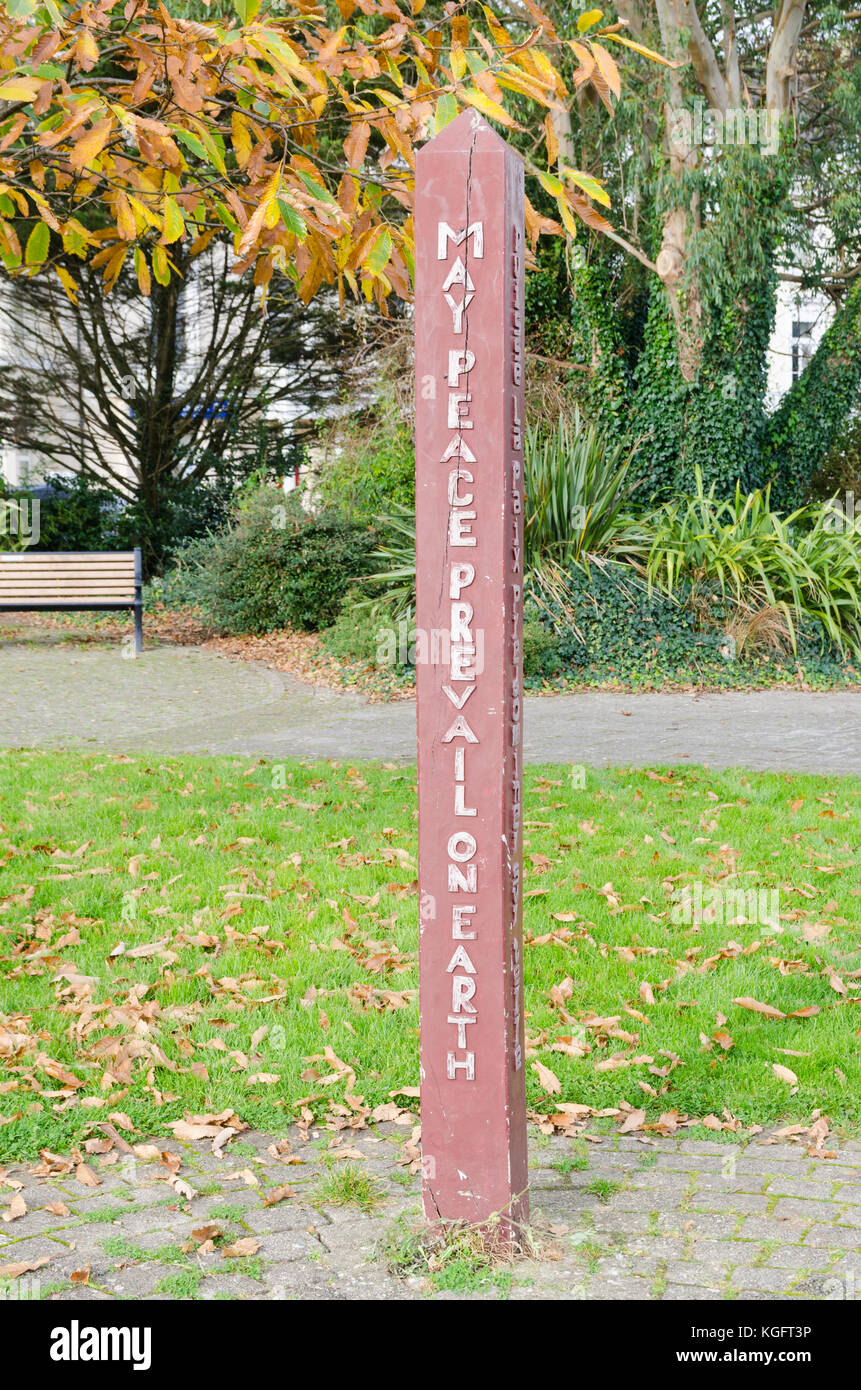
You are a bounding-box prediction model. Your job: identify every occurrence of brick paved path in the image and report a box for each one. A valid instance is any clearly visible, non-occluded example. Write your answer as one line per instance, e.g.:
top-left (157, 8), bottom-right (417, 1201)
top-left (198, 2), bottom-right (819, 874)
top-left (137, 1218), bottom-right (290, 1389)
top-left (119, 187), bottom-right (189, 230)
top-left (2, 1126), bottom-right (858, 1301)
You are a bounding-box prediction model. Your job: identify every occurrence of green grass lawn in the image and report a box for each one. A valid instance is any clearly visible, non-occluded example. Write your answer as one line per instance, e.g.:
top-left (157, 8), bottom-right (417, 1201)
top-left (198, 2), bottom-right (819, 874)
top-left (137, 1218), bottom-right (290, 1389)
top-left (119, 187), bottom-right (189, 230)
top-left (0, 748), bottom-right (858, 1160)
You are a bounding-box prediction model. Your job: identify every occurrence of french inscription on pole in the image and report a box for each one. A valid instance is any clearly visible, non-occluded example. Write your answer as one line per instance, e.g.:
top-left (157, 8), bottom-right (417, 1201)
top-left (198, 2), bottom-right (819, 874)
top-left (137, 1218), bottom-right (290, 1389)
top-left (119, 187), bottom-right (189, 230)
top-left (415, 110), bottom-right (528, 1226)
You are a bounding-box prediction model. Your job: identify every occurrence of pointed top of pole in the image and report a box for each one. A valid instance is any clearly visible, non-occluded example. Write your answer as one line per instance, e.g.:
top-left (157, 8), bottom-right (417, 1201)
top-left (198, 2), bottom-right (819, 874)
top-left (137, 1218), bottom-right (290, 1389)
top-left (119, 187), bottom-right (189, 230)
top-left (417, 107), bottom-right (520, 161)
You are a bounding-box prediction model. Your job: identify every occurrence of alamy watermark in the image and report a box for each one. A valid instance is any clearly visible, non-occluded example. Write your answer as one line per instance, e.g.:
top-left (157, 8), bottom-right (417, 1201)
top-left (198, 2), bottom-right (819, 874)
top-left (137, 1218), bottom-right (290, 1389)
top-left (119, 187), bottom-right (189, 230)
top-left (1, 1275), bottom-right (40, 1300)
top-left (0, 497), bottom-right (39, 546)
top-left (668, 100), bottom-right (780, 157)
top-left (822, 492), bottom-right (859, 534)
top-left (376, 618), bottom-right (486, 676)
top-left (671, 882), bottom-right (780, 927)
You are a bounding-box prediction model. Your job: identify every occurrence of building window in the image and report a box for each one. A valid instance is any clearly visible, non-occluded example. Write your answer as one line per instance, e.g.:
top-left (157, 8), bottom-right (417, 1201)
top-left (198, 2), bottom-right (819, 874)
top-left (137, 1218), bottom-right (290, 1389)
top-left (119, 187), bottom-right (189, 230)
top-left (791, 319), bottom-right (814, 383)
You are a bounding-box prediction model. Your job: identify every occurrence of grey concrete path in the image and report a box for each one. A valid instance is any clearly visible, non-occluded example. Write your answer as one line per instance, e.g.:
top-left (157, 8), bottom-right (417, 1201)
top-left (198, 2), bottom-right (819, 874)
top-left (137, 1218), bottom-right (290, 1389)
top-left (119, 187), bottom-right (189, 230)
top-left (2, 1124), bottom-right (859, 1301)
top-left (0, 643), bottom-right (859, 771)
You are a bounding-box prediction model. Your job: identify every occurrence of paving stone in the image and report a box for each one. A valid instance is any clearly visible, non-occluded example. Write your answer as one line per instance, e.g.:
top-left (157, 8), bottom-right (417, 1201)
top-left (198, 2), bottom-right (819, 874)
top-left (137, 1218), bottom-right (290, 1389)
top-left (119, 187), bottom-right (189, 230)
top-left (801, 1225), bottom-right (861, 1250)
top-left (48, 1286), bottom-right (115, 1301)
top-left (836, 1208), bottom-right (861, 1229)
top-left (530, 1169), bottom-right (568, 1188)
top-left (764, 1178), bottom-right (835, 1202)
top-left (190, 1188), bottom-right (263, 1218)
top-left (735, 1155), bottom-right (810, 1174)
top-left (772, 1197), bottom-right (842, 1221)
top-left (626, 1236), bottom-right (687, 1263)
top-left (98, 1263), bottom-right (182, 1298)
top-left (0, 1208), bottom-right (78, 1239)
top-left (756, 1243), bottom-right (833, 1271)
top-left (256, 1229), bottom-right (321, 1262)
top-left (115, 1205), bottom-right (191, 1237)
top-left (60, 1221), bottom-right (127, 1252)
top-left (737, 1216), bottom-right (810, 1244)
top-left (602, 1190), bottom-right (679, 1214)
top-left (655, 1153), bottom-right (725, 1173)
top-left (817, 1254), bottom-right (861, 1278)
top-left (615, 1137), bottom-right (658, 1153)
top-left (684, 1238), bottom-right (758, 1266)
top-left (627, 1171), bottom-right (691, 1192)
top-left (729, 1265), bottom-right (795, 1294)
top-left (809, 1165), bottom-right (861, 1183)
top-left (695, 1173), bottom-right (756, 1192)
top-left (200, 1274), bottom-right (265, 1300)
top-left (241, 1204), bottom-right (317, 1235)
top-left (663, 1260), bottom-right (727, 1290)
top-left (313, 1217), bottom-right (388, 1261)
top-left (685, 1142), bottom-right (741, 1156)
top-left (689, 1193), bottom-right (770, 1215)
top-left (529, 1191), bottom-right (602, 1218)
top-left (0, 1235), bottom-right (74, 1267)
top-left (590, 1210), bottom-right (652, 1235)
top-left (659, 1211), bottom-right (736, 1238)
top-left (586, 1276), bottom-right (655, 1300)
top-left (835, 1186), bottom-right (861, 1206)
top-left (588, 1152), bottom-right (641, 1171)
top-left (662, 1283), bottom-right (723, 1301)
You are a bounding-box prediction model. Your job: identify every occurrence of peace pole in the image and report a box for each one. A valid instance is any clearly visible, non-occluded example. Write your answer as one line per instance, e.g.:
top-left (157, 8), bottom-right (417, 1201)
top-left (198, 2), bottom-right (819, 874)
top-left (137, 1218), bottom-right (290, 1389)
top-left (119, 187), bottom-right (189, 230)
top-left (415, 109), bottom-right (528, 1228)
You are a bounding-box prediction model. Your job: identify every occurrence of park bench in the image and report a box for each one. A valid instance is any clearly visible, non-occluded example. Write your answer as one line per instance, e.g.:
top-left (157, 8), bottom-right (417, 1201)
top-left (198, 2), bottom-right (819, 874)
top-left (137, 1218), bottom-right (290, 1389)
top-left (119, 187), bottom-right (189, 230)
top-left (0, 549), bottom-right (143, 652)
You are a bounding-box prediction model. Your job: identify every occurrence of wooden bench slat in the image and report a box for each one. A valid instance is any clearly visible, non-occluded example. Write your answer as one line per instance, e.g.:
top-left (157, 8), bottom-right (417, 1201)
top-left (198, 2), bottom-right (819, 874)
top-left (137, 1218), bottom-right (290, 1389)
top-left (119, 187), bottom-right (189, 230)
top-left (0, 551), bottom-right (137, 561)
top-left (0, 597), bottom-right (135, 604)
top-left (0, 564), bottom-right (135, 573)
top-left (0, 579), bottom-right (135, 587)
top-left (0, 588), bottom-right (136, 597)
top-left (0, 574), bottom-right (136, 582)
top-left (0, 571), bottom-right (135, 580)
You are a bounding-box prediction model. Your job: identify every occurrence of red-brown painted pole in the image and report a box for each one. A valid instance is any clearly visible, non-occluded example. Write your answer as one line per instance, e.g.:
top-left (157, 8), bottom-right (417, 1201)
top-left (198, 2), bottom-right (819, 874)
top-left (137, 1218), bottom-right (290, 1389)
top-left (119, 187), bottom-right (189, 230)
top-left (415, 109), bottom-right (528, 1229)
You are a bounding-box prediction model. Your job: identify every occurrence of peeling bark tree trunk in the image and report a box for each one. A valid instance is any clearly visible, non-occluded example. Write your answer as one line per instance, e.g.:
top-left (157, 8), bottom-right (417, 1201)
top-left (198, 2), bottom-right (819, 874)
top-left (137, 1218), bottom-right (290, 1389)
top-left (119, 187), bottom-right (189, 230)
top-left (649, 0), bottom-right (806, 382)
top-left (653, 0), bottom-right (704, 381)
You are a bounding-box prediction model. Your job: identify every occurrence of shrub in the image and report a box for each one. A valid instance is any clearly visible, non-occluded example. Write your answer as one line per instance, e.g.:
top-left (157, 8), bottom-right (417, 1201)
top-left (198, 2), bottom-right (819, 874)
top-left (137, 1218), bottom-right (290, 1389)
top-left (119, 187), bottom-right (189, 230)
top-left (639, 469), bottom-right (861, 659)
top-left (322, 590), bottom-right (409, 669)
top-left (317, 381), bottom-right (415, 519)
top-left (166, 486), bottom-right (376, 634)
top-left (354, 413), bottom-right (643, 613)
top-left (524, 561), bottom-right (853, 689)
top-left (523, 410), bottom-right (643, 570)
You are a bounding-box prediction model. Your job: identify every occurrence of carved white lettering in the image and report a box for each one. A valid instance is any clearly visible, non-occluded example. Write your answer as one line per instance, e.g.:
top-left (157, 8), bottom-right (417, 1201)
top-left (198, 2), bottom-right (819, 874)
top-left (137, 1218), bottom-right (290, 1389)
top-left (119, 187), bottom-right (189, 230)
top-left (442, 714), bottom-right (478, 743)
top-left (446, 945), bottom-right (476, 974)
top-left (437, 222), bottom-right (484, 259)
top-left (448, 510), bottom-right (476, 546)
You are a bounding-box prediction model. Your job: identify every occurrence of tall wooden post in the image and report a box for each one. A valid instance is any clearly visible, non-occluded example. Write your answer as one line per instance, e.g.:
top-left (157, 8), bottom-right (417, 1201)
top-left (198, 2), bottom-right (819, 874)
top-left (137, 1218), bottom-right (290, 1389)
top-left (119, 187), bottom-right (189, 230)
top-left (415, 110), bottom-right (528, 1228)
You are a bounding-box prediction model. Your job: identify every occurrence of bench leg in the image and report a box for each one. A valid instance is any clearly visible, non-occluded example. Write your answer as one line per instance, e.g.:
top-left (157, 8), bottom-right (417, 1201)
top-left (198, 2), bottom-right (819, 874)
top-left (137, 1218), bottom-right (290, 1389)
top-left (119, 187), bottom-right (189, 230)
top-left (134, 604), bottom-right (143, 654)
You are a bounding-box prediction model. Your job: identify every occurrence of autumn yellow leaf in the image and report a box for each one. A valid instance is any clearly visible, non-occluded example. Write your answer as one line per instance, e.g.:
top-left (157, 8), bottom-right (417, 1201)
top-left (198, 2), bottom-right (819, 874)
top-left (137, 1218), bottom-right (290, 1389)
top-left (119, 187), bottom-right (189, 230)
top-left (69, 118), bottom-right (114, 171)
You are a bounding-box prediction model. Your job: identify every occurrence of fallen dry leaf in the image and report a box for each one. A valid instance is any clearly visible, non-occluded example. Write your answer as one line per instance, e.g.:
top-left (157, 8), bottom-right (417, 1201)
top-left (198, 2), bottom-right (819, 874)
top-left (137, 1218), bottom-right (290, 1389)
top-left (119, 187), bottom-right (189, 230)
top-left (734, 996), bottom-right (786, 1020)
top-left (2, 1192), bottom-right (26, 1222)
top-left (772, 1063), bottom-right (798, 1085)
top-left (0, 1256), bottom-right (51, 1279)
top-left (221, 1237), bottom-right (260, 1258)
top-left (531, 1061), bottom-right (562, 1095)
top-left (263, 1185), bottom-right (295, 1207)
top-left (191, 1224), bottom-right (223, 1243)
